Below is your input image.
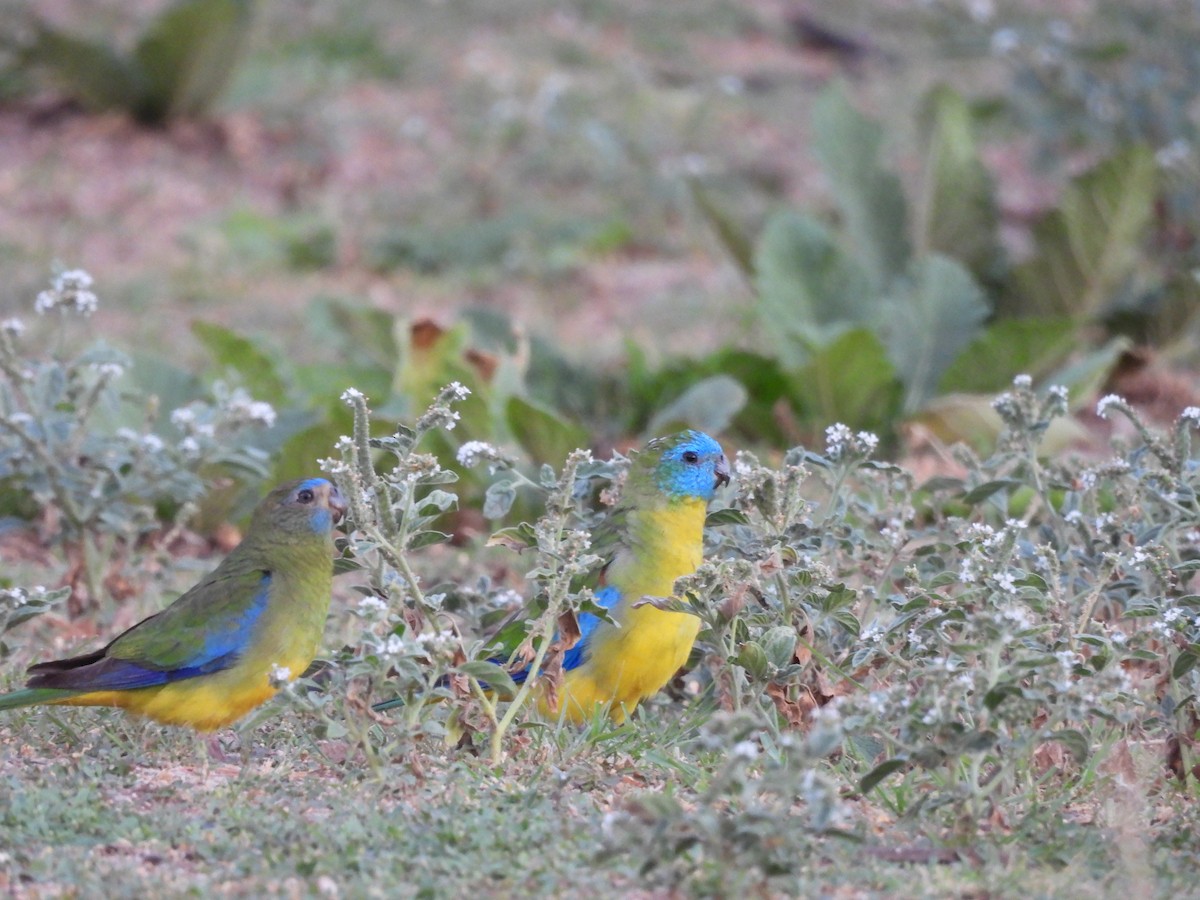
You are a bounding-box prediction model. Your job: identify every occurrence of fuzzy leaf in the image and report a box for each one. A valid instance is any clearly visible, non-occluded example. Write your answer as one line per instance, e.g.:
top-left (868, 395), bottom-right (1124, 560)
top-left (506, 396), bottom-right (589, 467)
top-left (689, 180), bottom-right (755, 279)
top-left (134, 0), bottom-right (254, 122)
top-left (1010, 146), bottom-right (1157, 317)
top-left (811, 81), bottom-right (911, 289)
top-left (457, 660), bottom-right (518, 697)
top-left (22, 27), bottom-right (147, 112)
top-left (859, 758), bottom-right (907, 794)
top-left (754, 210), bottom-right (874, 366)
top-left (789, 327), bottom-right (901, 434)
top-left (880, 255), bottom-right (989, 412)
top-left (938, 318), bottom-right (1077, 394)
top-left (645, 375), bottom-right (747, 437)
top-left (917, 86), bottom-right (1001, 278)
top-left (192, 320), bottom-right (288, 405)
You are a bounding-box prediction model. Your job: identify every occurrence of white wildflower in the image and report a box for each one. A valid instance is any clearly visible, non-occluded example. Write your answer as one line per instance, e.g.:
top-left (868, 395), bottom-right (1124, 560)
top-left (226, 393), bottom-right (277, 427)
top-left (731, 740), bottom-right (760, 761)
top-left (340, 387), bottom-right (365, 404)
top-left (357, 596), bottom-right (388, 618)
top-left (1013, 373), bottom-right (1033, 389)
top-left (456, 440), bottom-right (499, 468)
top-left (141, 434), bottom-right (165, 453)
top-left (1, 318), bottom-right (24, 336)
top-left (445, 381), bottom-right (471, 401)
top-left (268, 664), bottom-right (292, 688)
top-left (1156, 139), bottom-right (1191, 169)
top-left (1095, 394), bottom-right (1123, 419)
top-left (383, 634), bottom-right (406, 656)
top-left (824, 422), bottom-right (853, 459)
top-left (170, 407), bottom-right (197, 429)
top-left (990, 27), bottom-right (1019, 54)
top-left (994, 571), bottom-right (1018, 594)
top-left (1180, 406), bottom-right (1200, 426)
top-left (94, 362), bottom-right (125, 379)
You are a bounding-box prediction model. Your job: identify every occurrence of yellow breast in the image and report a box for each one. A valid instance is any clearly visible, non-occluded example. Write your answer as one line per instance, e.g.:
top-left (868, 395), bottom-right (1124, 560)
top-left (547, 496), bottom-right (708, 723)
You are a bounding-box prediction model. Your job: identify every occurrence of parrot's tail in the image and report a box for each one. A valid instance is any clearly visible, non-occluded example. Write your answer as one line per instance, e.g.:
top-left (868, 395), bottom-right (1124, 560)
top-left (0, 687), bottom-right (78, 711)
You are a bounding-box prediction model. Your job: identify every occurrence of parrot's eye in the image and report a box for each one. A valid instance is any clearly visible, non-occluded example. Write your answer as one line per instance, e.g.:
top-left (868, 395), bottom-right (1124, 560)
top-left (682, 451), bottom-right (699, 464)
top-left (296, 488), bottom-right (315, 504)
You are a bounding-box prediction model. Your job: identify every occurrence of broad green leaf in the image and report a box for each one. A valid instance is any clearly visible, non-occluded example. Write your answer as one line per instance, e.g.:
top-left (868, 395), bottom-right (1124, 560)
top-left (1010, 146), bottom-right (1157, 317)
top-left (134, 0), bottom-right (254, 122)
top-left (408, 531), bottom-right (451, 550)
top-left (271, 415), bottom-right (348, 484)
top-left (917, 86), bottom-right (1002, 278)
top-left (859, 757), bottom-right (908, 794)
top-left (790, 327), bottom-right (901, 435)
top-left (389, 319), bottom-right (477, 419)
top-left (626, 346), bottom-right (791, 443)
top-left (1043, 728), bottom-right (1090, 764)
top-left (754, 210), bottom-right (874, 366)
top-left (908, 393), bottom-right (1003, 453)
top-left (22, 27), bottom-right (147, 112)
top-left (307, 297), bottom-right (398, 371)
top-left (938, 317), bottom-right (1078, 394)
top-left (879, 255), bottom-right (989, 411)
top-left (911, 393), bottom-right (1087, 455)
top-left (129, 351), bottom-right (205, 432)
top-left (457, 660), bottom-right (519, 697)
top-left (644, 375), bottom-right (747, 437)
top-left (483, 479), bottom-right (518, 519)
top-left (191, 320), bottom-right (288, 404)
top-left (689, 180), bottom-right (755, 279)
top-left (705, 508), bottom-right (749, 527)
top-left (811, 81), bottom-right (912, 289)
top-left (506, 395), bottom-right (589, 467)
top-left (960, 478), bottom-right (1025, 505)
top-left (1041, 335), bottom-right (1133, 408)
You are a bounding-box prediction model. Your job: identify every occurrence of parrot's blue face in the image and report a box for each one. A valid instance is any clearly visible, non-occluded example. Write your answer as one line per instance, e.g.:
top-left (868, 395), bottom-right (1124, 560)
top-left (274, 478), bottom-right (347, 535)
top-left (653, 431), bottom-right (730, 501)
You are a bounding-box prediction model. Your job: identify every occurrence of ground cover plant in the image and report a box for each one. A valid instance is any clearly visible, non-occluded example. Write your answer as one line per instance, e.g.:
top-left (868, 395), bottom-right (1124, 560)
top-left (2, 270), bottom-right (1200, 894)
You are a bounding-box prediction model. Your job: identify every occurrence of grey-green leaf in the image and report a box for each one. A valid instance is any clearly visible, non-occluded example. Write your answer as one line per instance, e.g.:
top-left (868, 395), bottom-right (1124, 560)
top-left (879, 255), bottom-right (990, 412)
top-left (754, 210), bottom-right (875, 367)
top-left (645, 375), bottom-right (747, 437)
top-left (811, 81), bottom-right (911, 289)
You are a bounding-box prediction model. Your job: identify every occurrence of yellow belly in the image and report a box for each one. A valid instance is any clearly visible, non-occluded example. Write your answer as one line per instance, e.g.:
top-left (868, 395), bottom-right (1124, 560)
top-left (51, 650), bottom-right (311, 731)
top-left (547, 604), bottom-right (701, 724)
top-left (539, 496), bottom-right (708, 724)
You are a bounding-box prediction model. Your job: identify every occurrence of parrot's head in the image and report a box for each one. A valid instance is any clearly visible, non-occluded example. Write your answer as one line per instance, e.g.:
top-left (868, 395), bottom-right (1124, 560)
top-left (252, 477), bottom-right (348, 539)
top-left (646, 430), bottom-right (730, 502)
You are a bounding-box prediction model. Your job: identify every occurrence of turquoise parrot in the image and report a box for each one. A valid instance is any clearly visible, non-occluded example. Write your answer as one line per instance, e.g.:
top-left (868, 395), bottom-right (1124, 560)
top-left (375, 430), bottom-right (730, 723)
top-left (0, 477), bottom-right (345, 731)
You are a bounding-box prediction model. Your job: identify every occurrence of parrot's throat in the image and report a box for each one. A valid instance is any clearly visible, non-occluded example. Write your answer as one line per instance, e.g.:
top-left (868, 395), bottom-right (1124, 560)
top-left (610, 497), bottom-right (708, 597)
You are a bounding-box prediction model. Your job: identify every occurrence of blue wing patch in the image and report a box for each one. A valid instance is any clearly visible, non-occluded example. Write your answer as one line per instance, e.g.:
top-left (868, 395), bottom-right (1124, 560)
top-left (26, 576), bottom-right (272, 693)
top-left (509, 584), bottom-right (622, 684)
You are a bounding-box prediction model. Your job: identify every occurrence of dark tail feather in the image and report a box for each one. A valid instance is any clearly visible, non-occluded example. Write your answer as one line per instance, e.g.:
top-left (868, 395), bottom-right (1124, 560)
top-left (0, 687), bottom-right (81, 710)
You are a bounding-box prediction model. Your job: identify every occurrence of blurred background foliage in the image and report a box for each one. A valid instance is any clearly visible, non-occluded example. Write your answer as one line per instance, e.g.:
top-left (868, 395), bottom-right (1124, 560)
top-left (0, 0), bottom-right (1196, 516)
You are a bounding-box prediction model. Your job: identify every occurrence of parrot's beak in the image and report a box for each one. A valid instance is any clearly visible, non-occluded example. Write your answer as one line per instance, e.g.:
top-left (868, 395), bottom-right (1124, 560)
top-left (328, 485), bottom-right (348, 525)
top-left (714, 455), bottom-right (731, 490)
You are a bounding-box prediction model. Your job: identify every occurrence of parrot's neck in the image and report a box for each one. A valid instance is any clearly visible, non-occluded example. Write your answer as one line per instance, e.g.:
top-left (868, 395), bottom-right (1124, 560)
top-left (607, 496), bottom-right (708, 598)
